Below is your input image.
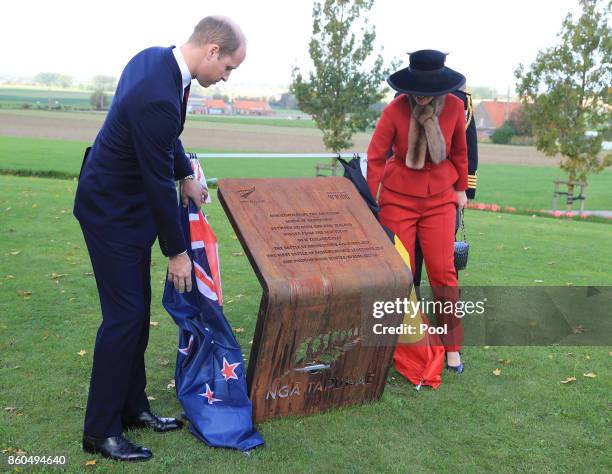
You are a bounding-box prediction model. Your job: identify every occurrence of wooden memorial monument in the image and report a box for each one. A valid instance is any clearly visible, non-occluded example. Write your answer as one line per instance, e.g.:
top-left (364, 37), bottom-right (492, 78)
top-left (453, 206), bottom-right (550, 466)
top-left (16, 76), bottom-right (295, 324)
top-left (218, 177), bottom-right (411, 422)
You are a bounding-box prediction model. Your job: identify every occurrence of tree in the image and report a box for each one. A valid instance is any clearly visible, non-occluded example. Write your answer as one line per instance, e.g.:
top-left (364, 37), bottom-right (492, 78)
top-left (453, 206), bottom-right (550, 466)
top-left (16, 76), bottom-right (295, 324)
top-left (469, 86), bottom-right (500, 100)
top-left (271, 92), bottom-right (298, 110)
top-left (491, 123), bottom-right (516, 144)
top-left (90, 75), bottom-right (116, 110)
top-left (507, 107), bottom-right (533, 137)
top-left (35, 72), bottom-right (60, 110)
top-left (291, 0), bottom-right (395, 160)
top-left (58, 74), bottom-right (73, 89)
top-left (89, 90), bottom-right (108, 110)
top-left (515, 0), bottom-right (611, 206)
top-left (91, 75), bottom-right (117, 92)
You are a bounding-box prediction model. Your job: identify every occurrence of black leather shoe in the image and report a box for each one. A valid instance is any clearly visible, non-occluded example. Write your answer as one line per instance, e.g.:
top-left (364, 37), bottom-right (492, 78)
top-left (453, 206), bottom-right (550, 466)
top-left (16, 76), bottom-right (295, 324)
top-left (82, 435), bottom-right (152, 462)
top-left (123, 410), bottom-right (184, 432)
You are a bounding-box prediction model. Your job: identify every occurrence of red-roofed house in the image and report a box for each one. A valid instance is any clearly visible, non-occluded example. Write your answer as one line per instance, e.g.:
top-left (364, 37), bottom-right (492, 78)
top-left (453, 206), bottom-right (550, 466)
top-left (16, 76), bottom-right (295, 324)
top-left (232, 100), bottom-right (273, 116)
top-left (203, 99), bottom-right (228, 115)
top-left (474, 100), bottom-right (522, 137)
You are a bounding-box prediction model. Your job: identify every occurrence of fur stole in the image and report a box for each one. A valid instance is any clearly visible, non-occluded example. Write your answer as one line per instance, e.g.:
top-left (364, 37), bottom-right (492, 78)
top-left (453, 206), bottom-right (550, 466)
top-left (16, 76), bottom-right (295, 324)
top-left (405, 95), bottom-right (446, 169)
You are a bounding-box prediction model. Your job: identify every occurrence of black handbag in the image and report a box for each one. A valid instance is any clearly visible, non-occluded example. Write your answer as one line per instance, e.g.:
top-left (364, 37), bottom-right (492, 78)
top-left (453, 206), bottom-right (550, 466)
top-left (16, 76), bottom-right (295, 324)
top-left (454, 210), bottom-right (469, 271)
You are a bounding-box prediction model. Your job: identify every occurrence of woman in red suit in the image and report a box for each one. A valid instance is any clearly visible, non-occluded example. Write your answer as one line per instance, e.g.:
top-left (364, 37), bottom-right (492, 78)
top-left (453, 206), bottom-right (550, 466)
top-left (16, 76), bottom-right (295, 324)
top-left (368, 50), bottom-right (467, 372)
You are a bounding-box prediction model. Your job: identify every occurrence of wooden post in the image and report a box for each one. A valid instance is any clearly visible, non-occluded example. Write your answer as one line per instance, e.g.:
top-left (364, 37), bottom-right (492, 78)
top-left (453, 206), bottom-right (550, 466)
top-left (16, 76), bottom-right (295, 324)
top-left (551, 179), bottom-right (588, 212)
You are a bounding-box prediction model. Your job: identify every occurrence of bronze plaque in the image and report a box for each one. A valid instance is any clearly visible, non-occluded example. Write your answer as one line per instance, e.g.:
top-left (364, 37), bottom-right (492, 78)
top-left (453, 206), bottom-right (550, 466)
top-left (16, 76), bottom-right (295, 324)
top-left (218, 177), bottom-right (411, 421)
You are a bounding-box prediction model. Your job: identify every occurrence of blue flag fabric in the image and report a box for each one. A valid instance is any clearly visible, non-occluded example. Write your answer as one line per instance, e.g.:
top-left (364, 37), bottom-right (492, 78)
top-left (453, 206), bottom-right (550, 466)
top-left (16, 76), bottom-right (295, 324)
top-left (162, 201), bottom-right (264, 451)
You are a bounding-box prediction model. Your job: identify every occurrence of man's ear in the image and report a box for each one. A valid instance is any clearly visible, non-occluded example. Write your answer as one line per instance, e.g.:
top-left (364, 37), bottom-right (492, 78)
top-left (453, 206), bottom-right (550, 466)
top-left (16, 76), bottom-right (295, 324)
top-left (207, 44), bottom-right (220, 59)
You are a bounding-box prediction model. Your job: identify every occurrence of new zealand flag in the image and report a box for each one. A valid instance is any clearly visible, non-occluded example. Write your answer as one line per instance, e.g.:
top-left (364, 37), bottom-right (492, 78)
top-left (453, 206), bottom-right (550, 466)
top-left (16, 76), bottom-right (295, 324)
top-left (162, 200), bottom-right (264, 451)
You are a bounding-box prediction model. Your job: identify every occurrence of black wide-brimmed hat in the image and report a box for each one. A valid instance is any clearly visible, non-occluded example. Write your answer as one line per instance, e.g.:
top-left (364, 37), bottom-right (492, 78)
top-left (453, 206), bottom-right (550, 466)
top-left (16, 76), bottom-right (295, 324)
top-left (387, 50), bottom-right (465, 96)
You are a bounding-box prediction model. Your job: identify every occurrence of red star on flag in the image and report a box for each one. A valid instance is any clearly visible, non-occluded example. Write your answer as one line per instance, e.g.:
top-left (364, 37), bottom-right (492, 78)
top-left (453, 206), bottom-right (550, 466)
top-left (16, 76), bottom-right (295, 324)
top-left (221, 357), bottom-right (241, 381)
top-left (178, 334), bottom-right (194, 356)
top-left (198, 383), bottom-right (221, 405)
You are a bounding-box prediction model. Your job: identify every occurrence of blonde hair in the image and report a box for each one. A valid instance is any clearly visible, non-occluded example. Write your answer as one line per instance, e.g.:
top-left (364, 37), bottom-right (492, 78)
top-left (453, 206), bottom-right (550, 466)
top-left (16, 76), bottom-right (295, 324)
top-left (188, 16), bottom-right (244, 57)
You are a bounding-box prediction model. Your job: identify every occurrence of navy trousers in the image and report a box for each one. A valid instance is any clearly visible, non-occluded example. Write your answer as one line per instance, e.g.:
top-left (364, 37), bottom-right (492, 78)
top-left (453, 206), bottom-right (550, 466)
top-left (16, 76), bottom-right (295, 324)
top-left (81, 225), bottom-right (152, 437)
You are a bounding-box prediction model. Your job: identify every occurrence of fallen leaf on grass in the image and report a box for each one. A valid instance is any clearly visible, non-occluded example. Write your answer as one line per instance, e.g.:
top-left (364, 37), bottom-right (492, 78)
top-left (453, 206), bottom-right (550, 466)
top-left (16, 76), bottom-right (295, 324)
top-left (43, 330), bottom-right (49, 341)
top-left (16, 290), bottom-right (32, 298)
top-left (147, 396), bottom-right (157, 401)
top-left (31, 203), bottom-right (38, 208)
top-left (167, 379), bottom-right (175, 389)
top-left (51, 272), bottom-right (67, 280)
top-left (9, 251), bottom-right (21, 256)
top-left (234, 327), bottom-right (245, 334)
top-left (6, 275), bottom-right (15, 279)
top-left (78, 350), bottom-right (87, 357)
top-left (572, 325), bottom-right (586, 334)
top-left (84, 460), bottom-right (97, 466)
top-left (534, 279), bottom-right (544, 283)
top-left (231, 235), bottom-right (238, 240)
top-left (158, 358), bottom-right (169, 367)
top-left (523, 246), bottom-right (530, 251)
top-left (150, 321), bottom-right (160, 327)
top-left (4, 407), bottom-right (17, 413)
top-left (231, 252), bottom-right (244, 257)
top-left (1, 447), bottom-right (13, 454)
top-left (492, 368), bottom-right (502, 376)
top-left (560, 376), bottom-right (576, 384)
top-left (497, 359), bottom-right (512, 365)
top-left (582, 372), bottom-right (597, 378)
top-left (82, 272), bottom-right (94, 277)
top-left (15, 449), bottom-right (26, 456)
top-left (225, 294), bottom-right (245, 304)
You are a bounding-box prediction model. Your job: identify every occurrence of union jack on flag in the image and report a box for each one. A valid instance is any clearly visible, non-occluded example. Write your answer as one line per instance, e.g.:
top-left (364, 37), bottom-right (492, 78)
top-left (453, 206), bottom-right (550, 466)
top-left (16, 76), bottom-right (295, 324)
top-left (189, 209), bottom-right (222, 305)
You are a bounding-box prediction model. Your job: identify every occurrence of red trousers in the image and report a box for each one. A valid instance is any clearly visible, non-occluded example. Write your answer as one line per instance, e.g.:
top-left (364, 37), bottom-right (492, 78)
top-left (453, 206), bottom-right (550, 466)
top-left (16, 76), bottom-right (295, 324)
top-left (379, 185), bottom-right (463, 351)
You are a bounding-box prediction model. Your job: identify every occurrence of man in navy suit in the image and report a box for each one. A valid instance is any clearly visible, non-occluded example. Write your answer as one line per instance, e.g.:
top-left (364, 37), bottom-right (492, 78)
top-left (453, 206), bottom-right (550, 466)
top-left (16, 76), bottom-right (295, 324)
top-left (74, 16), bottom-right (246, 462)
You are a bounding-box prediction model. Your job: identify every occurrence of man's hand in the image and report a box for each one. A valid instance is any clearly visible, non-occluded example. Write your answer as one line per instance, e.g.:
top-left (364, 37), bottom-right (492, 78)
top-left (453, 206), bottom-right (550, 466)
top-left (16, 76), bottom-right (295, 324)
top-left (181, 179), bottom-right (208, 208)
top-left (455, 190), bottom-right (468, 210)
top-left (168, 252), bottom-right (192, 293)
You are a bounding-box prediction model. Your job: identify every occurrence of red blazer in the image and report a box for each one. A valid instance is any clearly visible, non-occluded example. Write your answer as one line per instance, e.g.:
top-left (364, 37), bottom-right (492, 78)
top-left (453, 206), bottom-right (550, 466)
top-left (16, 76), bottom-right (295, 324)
top-left (367, 93), bottom-right (468, 199)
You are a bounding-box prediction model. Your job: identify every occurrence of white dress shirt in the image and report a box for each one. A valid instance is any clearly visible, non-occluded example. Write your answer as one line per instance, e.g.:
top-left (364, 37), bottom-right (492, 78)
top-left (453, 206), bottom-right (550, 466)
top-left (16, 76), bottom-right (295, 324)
top-left (172, 46), bottom-right (192, 93)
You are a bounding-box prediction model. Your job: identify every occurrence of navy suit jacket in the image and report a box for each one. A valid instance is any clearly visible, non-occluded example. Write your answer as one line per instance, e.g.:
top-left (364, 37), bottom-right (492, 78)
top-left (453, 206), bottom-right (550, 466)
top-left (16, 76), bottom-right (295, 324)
top-left (74, 46), bottom-right (193, 257)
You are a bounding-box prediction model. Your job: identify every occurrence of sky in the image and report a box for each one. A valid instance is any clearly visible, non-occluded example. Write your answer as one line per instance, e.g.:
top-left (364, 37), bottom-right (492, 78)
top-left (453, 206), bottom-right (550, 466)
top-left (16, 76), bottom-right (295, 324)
top-left (1, 0), bottom-right (581, 94)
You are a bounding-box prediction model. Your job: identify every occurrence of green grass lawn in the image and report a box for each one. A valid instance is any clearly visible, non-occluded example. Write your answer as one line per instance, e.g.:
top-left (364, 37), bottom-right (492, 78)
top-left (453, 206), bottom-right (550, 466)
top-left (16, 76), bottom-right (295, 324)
top-left (0, 87), bottom-right (94, 109)
top-left (2, 136), bottom-right (611, 213)
top-left (475, 164), bottom-right (612, 211)
top-left (0, 136), bottom-right (320, 179)
top-left (1, 172), bottom-right (610, 472)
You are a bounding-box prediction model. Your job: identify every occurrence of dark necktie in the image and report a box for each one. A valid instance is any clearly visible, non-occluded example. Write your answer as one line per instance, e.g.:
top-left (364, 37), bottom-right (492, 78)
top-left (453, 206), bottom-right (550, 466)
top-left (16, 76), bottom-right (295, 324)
top-left (180, 84), bottom-right (190, 131)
